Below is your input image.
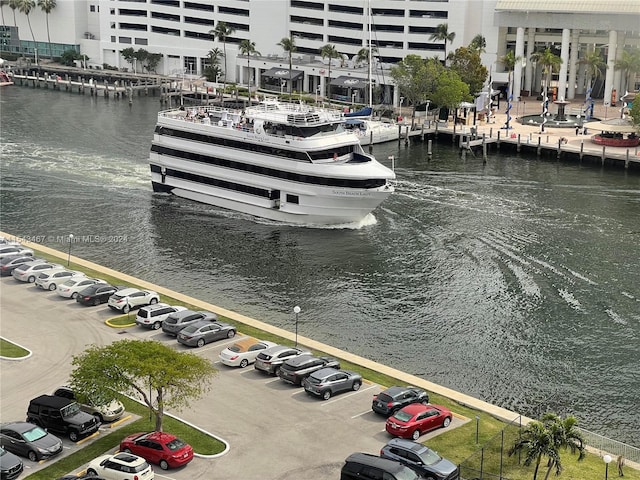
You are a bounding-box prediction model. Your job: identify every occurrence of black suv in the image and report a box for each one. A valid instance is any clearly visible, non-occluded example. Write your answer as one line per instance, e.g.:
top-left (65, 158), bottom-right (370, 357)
top-left (372, 386), bottom-right (429, 416)
top-left (277, 354), bottom-right (340, 386)
top-left (341, 452), bottom-right (419, 480)
top-left (380, 438), bottom-right (459, 480)
top-left (26, 395), bottom-right (100, 442)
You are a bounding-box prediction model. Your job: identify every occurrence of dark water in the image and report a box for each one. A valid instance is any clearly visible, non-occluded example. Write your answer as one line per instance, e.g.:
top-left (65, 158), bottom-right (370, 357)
top-left (1, 87), bottom-right (639, 446)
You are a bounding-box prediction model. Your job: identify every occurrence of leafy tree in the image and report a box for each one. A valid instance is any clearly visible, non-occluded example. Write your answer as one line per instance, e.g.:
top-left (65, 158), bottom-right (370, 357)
top-left (629, 99), bottom-right (640, 132)
top-left (429, 23), bottom-right (455, 62)
top-left (134, 48), bottom-right (148, 73)
top-left (203, 48), bottom-right (223, 82)
top-left (498, 50), bottom-right (521, 107)
top-left (580, 48), bottom-right (606, 90)
top-left (59, 48), bottom-right (81, 66)
top-left (390, 55), bottom-right (435, 126)
top-left (37, 0), bottom-right (55, 59)
top-left (145, 52), bottom-right (162, 74)
top-left (614, 48), bottom-right (640, 94)
top-left (70, 339), bottom-right (217, 432)
top-left (430, 67), bottom-right (470, 119)
top-left (356, 45), bottom-right (378, 105)
top-left (120, 47), bottom-right (136, 71)
top-left (530, 48), bottom-right (562, 101)
top-left (210, 21), bottom-right (235, 91)
top-left (448, 46), bottom-right (488, 96)
top-left (0, 0), bottom-right (8, 26)
top-left (277, 34), bottom-right (296, 95)
top-left (18, 0), bottom-right (37, 63)
top-left (469, 34), bottom-right (486, 54)
top-left (239, 39), bottom-right (260, 92)
top-left (320, 43), bottom-right (343, 99)
top-left (8, 0), bottom-right (18, 26)
top-left (540, 413), bottom-right (585, 480)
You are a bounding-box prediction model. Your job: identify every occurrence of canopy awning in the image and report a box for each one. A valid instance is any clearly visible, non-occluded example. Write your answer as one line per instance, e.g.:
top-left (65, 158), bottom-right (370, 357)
top-left (330, 76), bottom-right (368, 89)
top-left (584, 118), bottom-right (637, 133)
top-left (261, 68), bottom-right (303, 82)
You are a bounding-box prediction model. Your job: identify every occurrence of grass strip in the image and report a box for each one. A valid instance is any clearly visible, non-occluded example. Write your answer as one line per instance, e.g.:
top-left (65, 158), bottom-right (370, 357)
top-left (0, 337), bottom-right (30, 358)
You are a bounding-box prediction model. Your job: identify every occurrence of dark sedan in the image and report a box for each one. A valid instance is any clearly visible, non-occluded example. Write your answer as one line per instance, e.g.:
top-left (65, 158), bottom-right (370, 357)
top-left (372, 386), bottom-right (430, 416)
top-left (0, 256), bottom-right (42, 277)
top-left (277, 354), bottom-right (341, 386)
top-left (0, 422), bottom-right (63, 461)
top-left (176, 320), bottom-right (236, 347)
top-left (76, 284), bottom-right (123, 306)
top-left (0, 447), bottom-right (23, 480)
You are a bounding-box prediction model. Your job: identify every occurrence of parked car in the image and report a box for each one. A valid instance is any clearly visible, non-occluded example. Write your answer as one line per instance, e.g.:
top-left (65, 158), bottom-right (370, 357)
top-left (385, 404), bottom-right (452, 440)
top-left (277, 354), bottom-right (341, 386)
top-left (108, 288), bottom-right (160, 313)
top-left (26, 395), bottom-right (100, 442)
top-left (302, 367), bottom-right (363, 400)
top-left (135, 304), bottom-right (187, 330)
top-left (0, 246), bottom-right (33, 259)
top-left (161, 309), bottom-right (217, 336)
top-left (87, 452), bottom-right (154, 480)
top-left (120, 431), bottom-right (194, 470)
top-left (0, 256), bottom-right (43, 277)
top-left (76, 284), bottom-right (124, 307)
top-left (177, 320), bottom-right (236, 347)
top-left (52, 386), bottom-right (125, 423)
top-left (380, 438), bottom-right (459, 480)
top-left (372, 386), bottom-right (430, 416)
top-left (11, 262), bottom-right (61, 283)
top-left (218, 337), bottom-right (277, 368)
top-left (0, 446), bottom-right (23, 480)
top-left (0, 421), bottom-right (63, 461)
top-left (57, 277), bottom-right (106, 299)
top-left (341, 452), bottom-right (420, 480)
top-left (254, 345), bottom-right (310, 376)
top-left (35, 268), bottom-right (84, 291)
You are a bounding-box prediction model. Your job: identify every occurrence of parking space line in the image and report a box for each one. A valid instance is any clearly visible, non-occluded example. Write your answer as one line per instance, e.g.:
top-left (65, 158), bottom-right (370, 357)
top-left (351, 409), bottom-right (374, 419)
top-left (320, 384), bottom-right (377, 406)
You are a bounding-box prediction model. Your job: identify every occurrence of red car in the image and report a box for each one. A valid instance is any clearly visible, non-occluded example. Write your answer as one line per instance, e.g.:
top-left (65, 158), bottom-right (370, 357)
top-left (385, 404), bottom-right (452, 440)
top-left (120, 431), bottom-right (194, 470)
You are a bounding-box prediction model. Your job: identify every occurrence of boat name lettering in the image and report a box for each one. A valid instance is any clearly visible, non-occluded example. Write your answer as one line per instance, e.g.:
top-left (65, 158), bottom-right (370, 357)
top-left (332, 190), bottom-right (370, 196)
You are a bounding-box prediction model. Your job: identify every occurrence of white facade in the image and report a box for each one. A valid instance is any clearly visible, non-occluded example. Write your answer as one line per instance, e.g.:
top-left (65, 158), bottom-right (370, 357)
top-left (4, 0), bottom-right (639, 105)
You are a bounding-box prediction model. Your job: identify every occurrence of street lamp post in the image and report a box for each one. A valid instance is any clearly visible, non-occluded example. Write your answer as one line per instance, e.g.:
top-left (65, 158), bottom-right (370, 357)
top-left (604, 455), bottom-right (612, 480)
top-left (293, 306), bottom-right (301, 347)
top-left (67, 234), bottom-right (74, 266)
top-left (315, 86), bottom-right (321, 104)
top-left (281, 81), bottom-right (286, 97)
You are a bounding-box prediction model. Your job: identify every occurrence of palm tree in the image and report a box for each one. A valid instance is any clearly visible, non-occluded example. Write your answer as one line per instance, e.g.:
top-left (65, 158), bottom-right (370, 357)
top-left (614, 48), bottom-right (640, 95)
top-left (530, 47), bottom-right (562, 101)
top-left (209, 21), bottom-right (235, 92)
top-left (37, 0), bottom-right (56, 59)
top-left (429, 23), bottom-right (456, 62)
top-left (579, 48), bottom-right (606, 118)
top-left (356, 45), bottom-right (378, 106)
top-left (498, 50), bottom-right (521, 129)
top-left (540, 413), bottom-right (585, 480)
top-left (0, 0), bottom-right (8, 26)
top-left (18, 0), bottom-right (37, 64)
top-left (320, 43), bottom-right (343, 99)
top-left (239, 39), bottom-right (260, 94)
top-left (469, 34), bottom-right (486, 54)
top-left (508, 420), bottom-right (556, 480)
top-left (277, 34), bottom-right (296, 95)
top-left (8, 0), bottom-right (19, 26)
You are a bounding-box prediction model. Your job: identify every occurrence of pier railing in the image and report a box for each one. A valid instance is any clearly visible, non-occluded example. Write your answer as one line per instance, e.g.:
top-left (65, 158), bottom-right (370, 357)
top-left (577, 427), bottom-right (640, 464)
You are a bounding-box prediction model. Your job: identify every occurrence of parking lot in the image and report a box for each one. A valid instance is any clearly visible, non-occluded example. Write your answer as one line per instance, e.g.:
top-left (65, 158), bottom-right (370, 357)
top-left (0, 276), bottom-right (467, 479)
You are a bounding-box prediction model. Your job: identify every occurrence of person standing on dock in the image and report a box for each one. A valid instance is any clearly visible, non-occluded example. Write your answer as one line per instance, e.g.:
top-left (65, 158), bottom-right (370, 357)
top-left (617, 455), bottom-right (624, 477)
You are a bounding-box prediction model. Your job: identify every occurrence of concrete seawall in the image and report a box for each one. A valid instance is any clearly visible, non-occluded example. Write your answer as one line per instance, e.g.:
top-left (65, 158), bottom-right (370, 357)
top-left (2, 230), bottom-right (529, 426)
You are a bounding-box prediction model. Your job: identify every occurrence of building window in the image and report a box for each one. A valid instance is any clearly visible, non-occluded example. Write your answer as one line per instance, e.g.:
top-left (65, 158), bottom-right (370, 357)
top-left (135, 38), bottom-right (148, 45)
top-left (111, 35), bottom-right (116, 42)
top-left (90, 5), bottom-right (95, 12)
top-left (118, 36), bottom-right (132, 44)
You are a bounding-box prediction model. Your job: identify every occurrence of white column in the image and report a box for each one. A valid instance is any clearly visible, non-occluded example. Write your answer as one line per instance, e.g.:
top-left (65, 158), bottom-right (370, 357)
top-left (525, 29), bottom-right (535, 93)
top-left (567, 30), bottom-right (579, 99)
top-left (613, 32), bottom-right (625, 95)
top-left (557, 28), bottom-right (570, 100)
top-left (576, 44), bottom-right (589, 95)
top-left (513, 27), bottom-right (525, 101)
top-left (603, 30), bottom-right (617, 107)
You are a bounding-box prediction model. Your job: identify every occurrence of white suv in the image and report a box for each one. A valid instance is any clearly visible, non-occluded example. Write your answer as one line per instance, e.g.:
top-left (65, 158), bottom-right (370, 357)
top-left (135, 303), bottom-right (187, 330)
top-left (108, 288), bottom-right (160, 313)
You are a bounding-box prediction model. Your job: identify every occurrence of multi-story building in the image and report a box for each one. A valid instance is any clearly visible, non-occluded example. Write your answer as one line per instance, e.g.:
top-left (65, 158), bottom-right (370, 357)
top-left (2, 0), bottom-right (638, 106)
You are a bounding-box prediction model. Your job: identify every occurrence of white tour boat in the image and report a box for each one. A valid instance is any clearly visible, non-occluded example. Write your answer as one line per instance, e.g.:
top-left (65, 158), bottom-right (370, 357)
top-left (149, 99), bottom-right (395, 226)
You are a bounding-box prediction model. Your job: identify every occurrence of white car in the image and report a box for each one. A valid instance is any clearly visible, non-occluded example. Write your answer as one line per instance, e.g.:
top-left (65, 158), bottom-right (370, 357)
top-left (57, 276), bottom-right (106, 299)
top-left (135, 303), bottom-right (187, 330)
top-left (108, 288), bottom-right (160, 313)
top-left (219, 337), bottom-right (278, 368)
top-left (34, 268), bottom-right (85, 291)
top-left (12, 262), bottom-right (62, 283)
top-left (87, 452), bottom-right (154, 480)
top-left (0, 246), bottom-right (34, 259)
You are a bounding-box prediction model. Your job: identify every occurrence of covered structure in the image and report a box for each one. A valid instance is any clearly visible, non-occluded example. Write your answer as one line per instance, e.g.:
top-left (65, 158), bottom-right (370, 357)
top-left (260, 67), bottom-right (304, 94)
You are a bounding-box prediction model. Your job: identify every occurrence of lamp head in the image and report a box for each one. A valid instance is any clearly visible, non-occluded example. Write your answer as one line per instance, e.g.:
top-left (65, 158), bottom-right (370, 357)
top-left (293, 306), bottom-right (301, 314)
top-left (604, 455), bottom-right (612, 464)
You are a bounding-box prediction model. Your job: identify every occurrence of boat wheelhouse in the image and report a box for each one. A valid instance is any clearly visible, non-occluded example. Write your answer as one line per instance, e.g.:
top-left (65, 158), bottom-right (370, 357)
top-left (149, 100), bottom-right (395, 225)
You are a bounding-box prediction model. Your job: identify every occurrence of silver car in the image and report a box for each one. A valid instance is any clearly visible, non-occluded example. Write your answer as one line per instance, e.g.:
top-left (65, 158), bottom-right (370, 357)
top-left (302, 367), bottom-right (363, 400)
top-left (161, 309), bottom-right (217, 336)
top-left (254, 345), bottom-right (310, 376)
top-left (176, 320), bottom-right (236, 348)
top-left (11, 262), bottom-right (61, 283)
